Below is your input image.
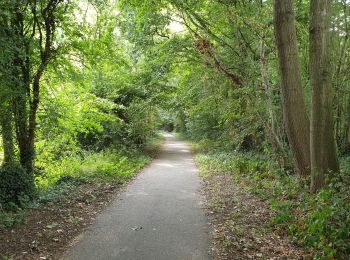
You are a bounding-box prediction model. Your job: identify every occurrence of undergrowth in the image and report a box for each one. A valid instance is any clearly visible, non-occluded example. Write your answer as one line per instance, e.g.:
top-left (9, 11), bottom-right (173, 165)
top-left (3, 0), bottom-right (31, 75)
top-left (35, 148), bottom-right (150, 189)
top-left (0, 134), bottom-right (164, 229)
top-left (195, 147), bottom-right (350, 259)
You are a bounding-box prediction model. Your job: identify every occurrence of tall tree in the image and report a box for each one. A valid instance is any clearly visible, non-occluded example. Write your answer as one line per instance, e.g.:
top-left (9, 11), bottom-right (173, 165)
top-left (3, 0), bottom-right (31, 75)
top-left (310, 0), bottom-right (339, 192)
top-left (10, 0), bottom-right (67, 172)
top-left (0, 3), bottom-right (16, 165)
top-left (274, 0), bottom-right (311, 176)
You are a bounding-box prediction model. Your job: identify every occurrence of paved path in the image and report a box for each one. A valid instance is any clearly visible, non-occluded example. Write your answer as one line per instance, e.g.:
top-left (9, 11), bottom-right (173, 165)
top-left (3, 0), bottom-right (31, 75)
top-left (64, 134), bottom-right (211, 260)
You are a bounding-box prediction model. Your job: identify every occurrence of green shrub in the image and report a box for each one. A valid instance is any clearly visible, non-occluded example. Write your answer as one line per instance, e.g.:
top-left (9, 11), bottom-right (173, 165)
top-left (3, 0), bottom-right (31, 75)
top-left (0, 210), bottom-right (26, 228)
top-left (0, 164), bottom-right (35, 209)
top-left (35, 148), bottom-right (150, 189)
top-left (269, 199), bottom-right (295, 226)
top-left (291, 181), bottom-right (350, 258)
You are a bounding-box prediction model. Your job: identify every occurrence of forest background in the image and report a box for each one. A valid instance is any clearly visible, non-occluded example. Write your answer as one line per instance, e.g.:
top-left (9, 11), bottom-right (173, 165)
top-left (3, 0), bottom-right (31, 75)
top-left (0, 0), bottom-right (349, 258)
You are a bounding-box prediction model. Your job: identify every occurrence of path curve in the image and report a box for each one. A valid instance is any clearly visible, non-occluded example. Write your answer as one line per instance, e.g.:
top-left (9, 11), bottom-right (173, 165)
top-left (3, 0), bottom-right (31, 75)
top-left (64, 133), bottom-right (211, 260)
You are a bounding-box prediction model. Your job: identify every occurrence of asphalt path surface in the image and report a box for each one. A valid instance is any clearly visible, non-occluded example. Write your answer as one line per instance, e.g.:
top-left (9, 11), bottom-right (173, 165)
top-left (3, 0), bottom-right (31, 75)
top-left (64, 133), bottom-right (211, 260)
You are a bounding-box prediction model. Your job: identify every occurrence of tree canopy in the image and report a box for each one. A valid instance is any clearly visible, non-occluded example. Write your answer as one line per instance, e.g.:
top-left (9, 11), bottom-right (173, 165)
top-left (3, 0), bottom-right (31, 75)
top-left (1, 0), bottom-right (350, 258)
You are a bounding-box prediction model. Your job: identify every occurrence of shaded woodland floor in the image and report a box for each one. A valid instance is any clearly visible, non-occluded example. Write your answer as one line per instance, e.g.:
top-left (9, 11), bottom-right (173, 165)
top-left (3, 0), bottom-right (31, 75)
top-left (202, 172), bottom-right (308, 259)
top-left (0, 182), bottom-right (128, 259)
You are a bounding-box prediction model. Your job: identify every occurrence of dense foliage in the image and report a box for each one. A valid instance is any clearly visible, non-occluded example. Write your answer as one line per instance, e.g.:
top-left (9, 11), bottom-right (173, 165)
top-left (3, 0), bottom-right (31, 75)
top-left (0, 0), bottom-right (349, 258)
top-left (0, 0), bottom-right (162, 208)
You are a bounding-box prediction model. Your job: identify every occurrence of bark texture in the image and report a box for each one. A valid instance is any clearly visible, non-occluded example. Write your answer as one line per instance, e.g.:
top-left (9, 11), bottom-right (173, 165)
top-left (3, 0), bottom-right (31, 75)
top-left (310, 0), bottom-right (339, 193)
top-left (0, 103), bottom-right (15, 165)
top-left (274, 0), bottom-right (311, 176)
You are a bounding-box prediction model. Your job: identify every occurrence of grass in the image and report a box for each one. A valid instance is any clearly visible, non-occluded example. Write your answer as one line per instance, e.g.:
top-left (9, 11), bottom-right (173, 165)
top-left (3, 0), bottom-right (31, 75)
top-left (192, 144), bottom-right (350, 259)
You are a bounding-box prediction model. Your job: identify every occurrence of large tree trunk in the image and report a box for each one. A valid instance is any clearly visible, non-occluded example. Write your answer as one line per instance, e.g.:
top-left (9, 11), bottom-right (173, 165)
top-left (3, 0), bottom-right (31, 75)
top-left (310, 0), bottom-right (339, 193)
top-left (13, 93), bottom-right (32, 172)
top-left (274, 0), bottom-right (311, 176)
top-left (0, 102), bottom-right (15, 165)
top-left (9, 2), bottom-right (33, 173)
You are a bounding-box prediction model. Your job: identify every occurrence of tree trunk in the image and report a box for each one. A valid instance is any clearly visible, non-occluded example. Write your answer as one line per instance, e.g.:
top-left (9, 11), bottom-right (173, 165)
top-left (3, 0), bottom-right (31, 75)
top-left (310, 0), bottom-right (339, 193)
top-left (0, 103), bottom-right (15, 165)
top-left (12, 52), bottom-right (32, 172)
top-left (13, 94), bottom-right (32, 172)
top-left (274, 0), bottom-right (311, 176)
top-left (342, 97), bottom-right (350, 152)
top-left (260, 41), bottom-right (290, 169)
top-left (10, 3), bottom-right (33, 173)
